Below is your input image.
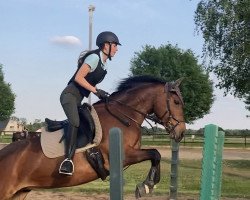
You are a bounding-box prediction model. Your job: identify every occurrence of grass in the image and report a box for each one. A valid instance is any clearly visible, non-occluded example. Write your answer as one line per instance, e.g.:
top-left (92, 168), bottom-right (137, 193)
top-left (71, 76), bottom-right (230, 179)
top-left (0, 135), bottom-right (12, 143)
top-left (221, 160), bottom-right (250, 198)
top-left (49, 159), bottom-right (250, 198)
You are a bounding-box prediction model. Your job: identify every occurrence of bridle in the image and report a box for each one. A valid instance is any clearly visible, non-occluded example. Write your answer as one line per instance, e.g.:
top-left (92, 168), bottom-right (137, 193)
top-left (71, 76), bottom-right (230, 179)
top-left (105, 83), bottom-right (185, 134)
top-left (143, 83), bottom-right (185, 134)
top-left (104, 82), bottom-right (185, 135)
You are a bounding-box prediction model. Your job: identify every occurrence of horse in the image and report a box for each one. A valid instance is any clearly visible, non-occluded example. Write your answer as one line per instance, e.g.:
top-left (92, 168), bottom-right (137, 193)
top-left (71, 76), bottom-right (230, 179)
top-left (0, 75), bottom-right (186, 200)
top-left (12, 132), bottom-right (28, 142)
top-left (12, 132), bottom-right (40, 143)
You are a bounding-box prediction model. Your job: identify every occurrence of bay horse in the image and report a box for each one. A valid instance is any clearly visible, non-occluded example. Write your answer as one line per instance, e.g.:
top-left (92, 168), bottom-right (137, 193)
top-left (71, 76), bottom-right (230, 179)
top-left (0, 75), bottom-right (186, 200)
top-left (12, 132), bottom-right (41, 143)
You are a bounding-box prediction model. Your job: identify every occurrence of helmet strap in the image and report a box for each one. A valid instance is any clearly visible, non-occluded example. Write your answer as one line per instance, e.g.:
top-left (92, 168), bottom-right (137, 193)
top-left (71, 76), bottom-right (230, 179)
top-left (101, 43), bottom-right (112, 61)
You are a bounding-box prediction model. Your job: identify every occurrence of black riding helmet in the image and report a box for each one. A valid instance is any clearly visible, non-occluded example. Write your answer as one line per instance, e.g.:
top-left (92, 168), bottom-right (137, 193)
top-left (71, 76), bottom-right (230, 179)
top-left (96, 31), bottom-right (121, 47)
top-left (96, 31), bottom-right (121, 60)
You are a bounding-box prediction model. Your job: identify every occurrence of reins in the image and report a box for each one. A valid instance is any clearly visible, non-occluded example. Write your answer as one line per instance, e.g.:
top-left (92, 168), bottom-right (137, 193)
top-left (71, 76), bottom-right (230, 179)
top-left (104, 97), bottom-right (149, 127)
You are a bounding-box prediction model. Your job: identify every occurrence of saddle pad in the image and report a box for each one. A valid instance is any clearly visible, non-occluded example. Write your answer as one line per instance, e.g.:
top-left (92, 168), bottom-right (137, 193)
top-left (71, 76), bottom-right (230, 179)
top-left (41, 106), bottom-right (103, 158)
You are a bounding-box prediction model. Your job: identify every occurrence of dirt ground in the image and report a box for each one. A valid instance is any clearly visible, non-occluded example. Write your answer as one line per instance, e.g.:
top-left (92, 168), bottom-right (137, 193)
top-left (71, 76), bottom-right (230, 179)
top-left (25, 191), bottom-right (249, 200)
top-left (26, 191), bottom-right (176, 200)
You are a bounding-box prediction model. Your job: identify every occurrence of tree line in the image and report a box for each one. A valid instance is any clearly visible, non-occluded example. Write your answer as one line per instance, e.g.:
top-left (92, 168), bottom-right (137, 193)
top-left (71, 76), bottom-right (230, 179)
top-left (16, 118), bottom-right (46, 132)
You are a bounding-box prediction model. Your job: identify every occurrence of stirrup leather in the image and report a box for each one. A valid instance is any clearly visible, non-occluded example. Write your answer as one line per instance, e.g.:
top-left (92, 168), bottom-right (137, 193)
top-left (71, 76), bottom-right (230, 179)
top-left (59, 158), bottom-right (74, 175)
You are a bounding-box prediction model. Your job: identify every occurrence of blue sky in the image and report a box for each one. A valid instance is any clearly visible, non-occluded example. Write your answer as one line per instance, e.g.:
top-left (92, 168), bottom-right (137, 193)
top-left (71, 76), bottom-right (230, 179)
top-left (0, 0), bottom-right (249, 129)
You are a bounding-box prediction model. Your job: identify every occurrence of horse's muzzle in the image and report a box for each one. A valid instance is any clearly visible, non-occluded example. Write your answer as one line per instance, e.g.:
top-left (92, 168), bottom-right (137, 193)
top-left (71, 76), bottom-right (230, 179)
top-left (174, 131), bottom-right (185, 142)
top-left (169, 130), bottom-right (185, 143)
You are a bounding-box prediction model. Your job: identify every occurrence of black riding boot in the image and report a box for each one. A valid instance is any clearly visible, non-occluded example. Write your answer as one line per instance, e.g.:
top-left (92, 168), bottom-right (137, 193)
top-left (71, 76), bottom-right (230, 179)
top-left (59, 125), bottom-right (78, 175)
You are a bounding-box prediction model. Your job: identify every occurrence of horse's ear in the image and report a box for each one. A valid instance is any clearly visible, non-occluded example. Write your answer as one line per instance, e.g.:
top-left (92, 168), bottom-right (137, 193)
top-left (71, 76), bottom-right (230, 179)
top-left (174, 77), bottom-right (184, 87)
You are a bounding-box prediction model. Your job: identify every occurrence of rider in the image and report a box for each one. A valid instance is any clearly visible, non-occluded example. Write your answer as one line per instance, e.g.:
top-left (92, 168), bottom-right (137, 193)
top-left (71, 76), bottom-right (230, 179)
top-left (59, 31), bottom-right (121, 175)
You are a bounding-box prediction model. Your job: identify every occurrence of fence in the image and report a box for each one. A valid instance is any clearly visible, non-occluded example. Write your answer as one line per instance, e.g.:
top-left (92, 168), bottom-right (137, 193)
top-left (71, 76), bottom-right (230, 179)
top-left (141, 133), bottom-right (250, 148)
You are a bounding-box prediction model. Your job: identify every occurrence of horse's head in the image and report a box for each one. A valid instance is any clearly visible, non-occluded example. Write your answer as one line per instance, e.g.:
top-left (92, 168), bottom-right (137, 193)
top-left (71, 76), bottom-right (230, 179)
top-left (108, 75), bottom-right (186, 142)
top-left (152, 78), bottom-right (186, 142)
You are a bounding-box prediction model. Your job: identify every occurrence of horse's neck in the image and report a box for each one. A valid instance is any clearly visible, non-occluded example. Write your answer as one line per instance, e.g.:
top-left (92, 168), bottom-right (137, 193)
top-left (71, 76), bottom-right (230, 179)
top-left (117, 88), bottom-right (155, 119)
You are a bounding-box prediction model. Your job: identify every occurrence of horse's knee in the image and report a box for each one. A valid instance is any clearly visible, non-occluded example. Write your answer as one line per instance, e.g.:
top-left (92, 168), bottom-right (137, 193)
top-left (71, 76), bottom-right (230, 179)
top-left (155, 149), bottom-right (161, 160)
top-left (150, 149), bottom-right (161, 166)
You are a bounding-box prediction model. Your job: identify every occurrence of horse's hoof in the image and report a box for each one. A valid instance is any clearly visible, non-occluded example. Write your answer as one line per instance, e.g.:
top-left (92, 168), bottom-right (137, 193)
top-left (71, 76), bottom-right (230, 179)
top-left (135, 183), bottom-right (150, 199)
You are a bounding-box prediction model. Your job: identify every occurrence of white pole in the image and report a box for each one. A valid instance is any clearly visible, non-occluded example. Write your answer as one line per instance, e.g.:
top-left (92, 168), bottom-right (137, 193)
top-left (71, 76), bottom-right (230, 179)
top-left (88, 5), bottom-right (95, 104)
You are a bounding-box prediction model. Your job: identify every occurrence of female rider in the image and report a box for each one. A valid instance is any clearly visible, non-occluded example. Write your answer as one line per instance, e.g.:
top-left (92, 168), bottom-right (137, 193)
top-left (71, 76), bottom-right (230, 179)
top-left (59, 31), bottom-right (121, 175)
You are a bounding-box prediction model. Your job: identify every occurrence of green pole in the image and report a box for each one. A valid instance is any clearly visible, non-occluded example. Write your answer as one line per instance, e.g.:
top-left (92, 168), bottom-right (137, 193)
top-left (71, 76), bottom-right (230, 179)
top-left (109, 127), bottom-right (124, 200)
top-left (200, 124), bottom-right (225, 200)
top-left (214, 130), bottom-right (225, 198)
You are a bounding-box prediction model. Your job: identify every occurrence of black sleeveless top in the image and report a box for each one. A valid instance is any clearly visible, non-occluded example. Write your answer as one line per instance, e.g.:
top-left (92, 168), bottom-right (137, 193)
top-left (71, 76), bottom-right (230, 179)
top-left (68, 49), bottom-right (107, 97)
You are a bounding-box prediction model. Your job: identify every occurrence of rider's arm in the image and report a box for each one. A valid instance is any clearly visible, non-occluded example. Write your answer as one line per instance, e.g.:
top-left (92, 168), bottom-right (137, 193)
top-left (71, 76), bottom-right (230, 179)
top-left (74, 63), bottom-right (97, 93)
top-left (74, 53), bottom-right (100, 93)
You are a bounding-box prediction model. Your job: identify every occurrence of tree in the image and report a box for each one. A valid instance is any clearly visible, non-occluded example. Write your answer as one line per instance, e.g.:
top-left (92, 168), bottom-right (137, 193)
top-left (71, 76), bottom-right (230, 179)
top-left (244, 95), bottom-right (250, 111)
top-left (0, 64), bottom-right (15, 121)
top-left (26, 119), bottom-right (45, 132)
top-left (130, 44), bottom-right (214, 123)
top-left (19, 118), bottom-right (27, 126)
top-left (194, 0), bottom-right (250, 111)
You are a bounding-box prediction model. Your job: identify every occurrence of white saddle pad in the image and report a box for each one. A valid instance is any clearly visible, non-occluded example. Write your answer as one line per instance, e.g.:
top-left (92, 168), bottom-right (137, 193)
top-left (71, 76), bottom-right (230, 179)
top-left (40, 106), bottom-right (102, 158)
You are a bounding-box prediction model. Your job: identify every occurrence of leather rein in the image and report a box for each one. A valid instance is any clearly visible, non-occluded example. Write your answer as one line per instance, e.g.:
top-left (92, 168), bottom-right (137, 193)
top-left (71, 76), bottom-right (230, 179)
top-left (104, 83), bottom-right (185, 134)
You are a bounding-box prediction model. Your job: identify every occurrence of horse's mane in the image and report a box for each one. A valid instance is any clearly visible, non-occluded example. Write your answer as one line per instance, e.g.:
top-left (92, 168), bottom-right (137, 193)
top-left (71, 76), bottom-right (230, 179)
top-left (93, 75), bottom-right (166, 105)
top-left (115, 75), bottom-right (166, 93)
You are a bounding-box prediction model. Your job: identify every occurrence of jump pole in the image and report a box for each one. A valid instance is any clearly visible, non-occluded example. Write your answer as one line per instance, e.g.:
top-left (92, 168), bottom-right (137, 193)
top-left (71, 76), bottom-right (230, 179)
top-left (200, 124), bottom-right (225, 200)
top-left (109, 127), bottom-right (124, 200)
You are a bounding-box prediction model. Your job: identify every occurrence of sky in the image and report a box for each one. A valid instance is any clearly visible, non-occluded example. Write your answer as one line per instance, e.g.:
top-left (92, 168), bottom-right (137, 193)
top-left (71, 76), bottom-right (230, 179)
top-left (0, 0), bottom-right (249, 130)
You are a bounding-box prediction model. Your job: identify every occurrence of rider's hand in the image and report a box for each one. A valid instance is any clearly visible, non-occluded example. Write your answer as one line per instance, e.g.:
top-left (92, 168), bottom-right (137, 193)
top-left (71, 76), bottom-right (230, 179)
top-left (94, 89), bottom-right (109, 100)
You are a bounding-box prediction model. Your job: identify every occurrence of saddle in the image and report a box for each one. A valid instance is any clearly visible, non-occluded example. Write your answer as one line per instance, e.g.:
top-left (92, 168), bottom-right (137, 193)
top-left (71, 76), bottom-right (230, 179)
top-left (42, 103), bottom-right (108, 180)
top-left (45, 103), bottom-right (96, 148)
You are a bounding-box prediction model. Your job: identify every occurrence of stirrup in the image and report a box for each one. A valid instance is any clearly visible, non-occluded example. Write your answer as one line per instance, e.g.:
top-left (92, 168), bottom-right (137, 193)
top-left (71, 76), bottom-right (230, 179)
top-left (59, 158), bottom-right (74, 175)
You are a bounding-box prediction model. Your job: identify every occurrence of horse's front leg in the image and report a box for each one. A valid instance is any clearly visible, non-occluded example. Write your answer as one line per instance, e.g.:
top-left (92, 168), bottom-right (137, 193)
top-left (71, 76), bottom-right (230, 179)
top-left (124, 148), bottom-right (161, 198)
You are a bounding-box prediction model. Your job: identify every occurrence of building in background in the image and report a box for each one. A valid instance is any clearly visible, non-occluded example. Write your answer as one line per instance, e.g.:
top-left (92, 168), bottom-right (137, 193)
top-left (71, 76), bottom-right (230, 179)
top-left (0, 117), bottom-right (24, 135)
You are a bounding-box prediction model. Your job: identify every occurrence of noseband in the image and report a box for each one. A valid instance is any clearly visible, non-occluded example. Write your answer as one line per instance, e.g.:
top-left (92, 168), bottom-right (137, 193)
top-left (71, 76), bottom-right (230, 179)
top-left (105, 82), bottom-right (185, 135)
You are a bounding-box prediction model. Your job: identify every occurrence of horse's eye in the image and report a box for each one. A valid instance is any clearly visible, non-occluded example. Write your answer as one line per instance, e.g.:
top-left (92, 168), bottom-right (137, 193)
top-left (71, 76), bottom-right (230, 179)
top-left (174, 99), bottom-right (180, 105)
